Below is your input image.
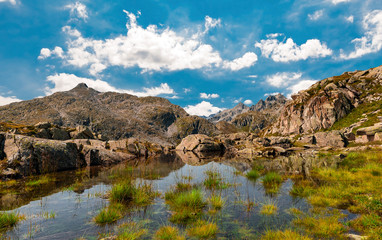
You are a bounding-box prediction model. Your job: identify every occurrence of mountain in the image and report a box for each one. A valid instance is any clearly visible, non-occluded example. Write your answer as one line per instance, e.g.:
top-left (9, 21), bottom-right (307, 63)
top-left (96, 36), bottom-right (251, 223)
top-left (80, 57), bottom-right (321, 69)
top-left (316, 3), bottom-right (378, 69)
top-left (250, 93), bottom-right (287, 112)
top-left (0, 83), bottom-right (216, 144)
top-left (209, 102), bottom-right (250, 123)
top-left (270, 65), bottom-right (382, 135)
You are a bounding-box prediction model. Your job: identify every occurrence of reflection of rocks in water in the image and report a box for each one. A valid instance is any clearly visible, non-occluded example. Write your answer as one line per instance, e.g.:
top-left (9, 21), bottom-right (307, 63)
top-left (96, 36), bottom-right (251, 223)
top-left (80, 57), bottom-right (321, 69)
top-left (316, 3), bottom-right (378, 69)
top-left (176, 151), bottom-right (220, 166)
top-left (254, 150), bottom-right (339, 177)
top-left (132, 153), bottom-right (185, 179)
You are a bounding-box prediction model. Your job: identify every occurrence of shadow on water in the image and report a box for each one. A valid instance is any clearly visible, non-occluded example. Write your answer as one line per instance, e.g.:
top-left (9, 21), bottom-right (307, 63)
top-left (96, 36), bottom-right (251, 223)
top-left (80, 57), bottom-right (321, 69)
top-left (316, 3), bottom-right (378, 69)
top-left (0, 152), bottom-right (352, 239)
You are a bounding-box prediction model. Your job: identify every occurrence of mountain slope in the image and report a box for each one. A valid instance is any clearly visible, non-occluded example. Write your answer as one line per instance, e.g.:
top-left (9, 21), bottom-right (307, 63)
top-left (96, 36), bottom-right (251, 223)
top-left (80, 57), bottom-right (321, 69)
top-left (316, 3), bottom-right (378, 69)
top-left (0, 83), bottom-right (216, 144)
top-left (209, 102), bottom-right (249, 123)
top-left (270, 65), bottom-right (382, 135)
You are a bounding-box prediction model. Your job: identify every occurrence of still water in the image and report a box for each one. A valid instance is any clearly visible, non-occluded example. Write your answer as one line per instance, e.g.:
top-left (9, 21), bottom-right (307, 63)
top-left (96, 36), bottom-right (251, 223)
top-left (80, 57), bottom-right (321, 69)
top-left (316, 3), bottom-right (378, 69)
top-left (1, 154), bottom-right (311, 239)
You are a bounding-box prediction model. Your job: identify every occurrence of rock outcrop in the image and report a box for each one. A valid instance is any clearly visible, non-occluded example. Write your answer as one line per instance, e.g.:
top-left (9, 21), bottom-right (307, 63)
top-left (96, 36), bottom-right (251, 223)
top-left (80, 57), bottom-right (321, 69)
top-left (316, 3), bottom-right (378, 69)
top-left (176, 134), bottom-right (224, 153)
top-left (209, 102), bottom-right (249, 123)
top-left (270, 65), bottom-right (382, 135)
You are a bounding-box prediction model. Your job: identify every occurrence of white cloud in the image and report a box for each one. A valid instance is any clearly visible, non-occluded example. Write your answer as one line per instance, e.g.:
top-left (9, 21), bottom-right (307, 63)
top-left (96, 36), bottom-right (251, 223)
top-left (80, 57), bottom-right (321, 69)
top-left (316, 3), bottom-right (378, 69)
top-left (200, 93), bottom-right (219, 99)
top-left (38, 47), bottom-right (64, 60)
top-left (264, 92), bottom-right (280, 97)
top-left (266, 33), bottom-right (283, 38)
top-left (223, 52), bottom-right (258, 71)
top-left (266, 72), bottom-right (302, 88)
top-left (346, 15), bottom-right (354, 23)
top-left (308, 10), bottom-right (324, 21)
top-left (331, 0), bottom-right (352, 4)
top-left (40, 11), bottom-right (256, 75)
top-left (233, 97), bottom-right (243, 104)
top-left (287, 80), bottom-right (317, 97)
top-left (45, 73), bottom-right (176, 98)
top-left (184, 101), bottom-right (224, 117)
top-left (243, 99), bottom-right (253, 105)
top-left (340, 10), bottom-right (382, 59)
top-left (248, 75), bottom-right (258, 78)
top-left (255, 36), bottom-right (332, 62)
top-left (0, 95), bottom-right (21, 106)
top-left (0, 0), bottom-right (16, 5)
top-left (183, 88), bottom-right (191, 94)
top-left (65, 2), bottom-right (88, 20)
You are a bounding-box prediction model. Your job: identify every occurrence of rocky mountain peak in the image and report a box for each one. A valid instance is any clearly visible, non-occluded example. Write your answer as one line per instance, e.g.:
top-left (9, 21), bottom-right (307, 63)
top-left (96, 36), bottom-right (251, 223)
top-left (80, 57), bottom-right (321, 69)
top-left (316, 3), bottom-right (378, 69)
top-left (233, 102), bottom-right (250, 110)
top-left (75, 83), bottom-right (89, 89)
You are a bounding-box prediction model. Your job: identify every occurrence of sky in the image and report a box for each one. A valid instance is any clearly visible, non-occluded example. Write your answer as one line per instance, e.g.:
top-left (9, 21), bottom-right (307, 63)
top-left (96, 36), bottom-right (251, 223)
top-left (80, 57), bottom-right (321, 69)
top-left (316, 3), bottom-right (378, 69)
top-left (0, 0), bottom-right (382, 117)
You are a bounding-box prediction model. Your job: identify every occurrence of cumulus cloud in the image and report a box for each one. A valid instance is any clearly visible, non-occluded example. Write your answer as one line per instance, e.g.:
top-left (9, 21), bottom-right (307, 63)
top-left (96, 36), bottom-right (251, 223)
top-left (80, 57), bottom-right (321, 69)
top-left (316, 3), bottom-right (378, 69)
top-left (308, 10), bottom-right (324, 21)
top-left (200, 93), bottom-right (219, 99)
top-left (39, 11), bottom-right (256, 75)
top-left (223, 52), bottom-right (258, 71)
top-left (266, 72), bottom-right (302, 87)
top-left (233, 97), bottom-right (243, 104)
top-left (0, 0), bottom-right (16, 5)
top-left (287, 80), bottom-right (317, 97)
top-left (45, 73), bottom-right (176, 98)
top-left (340, 10), bottom-right (382, 59)
top-left (184, 88), bottom-right (191, 94)
top-left (204, 16), bottom-right (221, 34)
top-left (255, 35), bottom-right (332, 62)
top-left (265, 72), bottom-right (317, 97)
top-left (184, 101), bottom-right (224, 117)
top-left (243, 99), bottom-right (253, 105)
top-left (0, 95), bottom-right (21, 106)
top-left (38, 47), bottom-right (64, 60)
top-left (331, 0), bottom-right (352, 4)
top-left (65, 2), bottom-right (88, 20)
top-left (346, 15), bottom-right (354, 23)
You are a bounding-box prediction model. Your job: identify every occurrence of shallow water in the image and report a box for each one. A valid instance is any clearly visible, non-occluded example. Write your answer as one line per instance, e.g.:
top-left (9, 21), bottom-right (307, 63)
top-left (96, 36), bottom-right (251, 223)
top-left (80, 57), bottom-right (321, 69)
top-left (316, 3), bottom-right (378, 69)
top-left (0, 154), bottom-right (319, 239)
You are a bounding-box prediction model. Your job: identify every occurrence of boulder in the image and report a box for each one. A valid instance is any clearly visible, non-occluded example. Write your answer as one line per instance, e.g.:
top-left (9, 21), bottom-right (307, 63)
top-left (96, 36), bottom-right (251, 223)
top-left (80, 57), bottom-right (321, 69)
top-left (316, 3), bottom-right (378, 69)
top-left (50, 127), bottom-right (70, 140)
top-left (356, 122), bottom-right (382, 135)
top-left (35, 128), bottom-right (52, 139)
top-left (34, 122), bottom-right (52, 129)
top-left (176, 134), bottom-right (223, 152)
top-left (314, 131), bottom-right (348, 148)
top-left (70, 126), bottom-right (94, 139)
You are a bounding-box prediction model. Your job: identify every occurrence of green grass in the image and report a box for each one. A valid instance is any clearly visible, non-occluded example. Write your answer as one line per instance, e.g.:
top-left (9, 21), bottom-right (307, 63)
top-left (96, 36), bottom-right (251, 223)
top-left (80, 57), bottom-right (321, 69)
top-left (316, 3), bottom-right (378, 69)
top-left (349, 214), bottom-right (382, 239)
top-left (110, 180), bottom-right (157, 206)
top-left (208, 194), bottom-right (225, 210)
top-left (110, 181), bottom-right (135, 203)
top-left (155, 226), bottom-right (185, 240)
top-left (0, 212), bottom-right (23, 229)
top-left (203, 170), bottom-right (230, 190)
top-left (25, 176), bottom-right (54, 187)
top-left (187, 219), bottom-right (218, 239)
top-left (260, 201), bottom-right (278, 215)
top-left (93, 203), bottom-right (124, 224)
top-left (246, 169), bottom-right (260, 180)
top-left (116, 222), bottom-right (147, 240)
top-left (165, 188), bottom-right (207, 223)
top-left (262, 172), bottom-right (283, 195)
top-left (261, 229), bottom-right (313, 240)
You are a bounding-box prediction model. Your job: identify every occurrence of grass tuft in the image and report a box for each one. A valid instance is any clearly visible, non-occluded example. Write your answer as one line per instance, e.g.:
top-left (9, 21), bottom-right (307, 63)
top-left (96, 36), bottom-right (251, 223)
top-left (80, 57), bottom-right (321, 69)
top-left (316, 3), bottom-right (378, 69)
top-left (0, 212), bottom-right (23, 229)
top-left (155, 226), bottom-right (185, 240)
top-left (261, 229), bottom-right (312, 240)
top-left (187, 219), bottom-right (218, 239)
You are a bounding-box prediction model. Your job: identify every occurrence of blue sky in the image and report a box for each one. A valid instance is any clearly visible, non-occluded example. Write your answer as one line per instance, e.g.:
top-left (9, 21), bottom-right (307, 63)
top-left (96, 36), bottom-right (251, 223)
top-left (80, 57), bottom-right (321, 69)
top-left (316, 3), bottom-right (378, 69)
top-left (0, 0), bottom-right (382, 116)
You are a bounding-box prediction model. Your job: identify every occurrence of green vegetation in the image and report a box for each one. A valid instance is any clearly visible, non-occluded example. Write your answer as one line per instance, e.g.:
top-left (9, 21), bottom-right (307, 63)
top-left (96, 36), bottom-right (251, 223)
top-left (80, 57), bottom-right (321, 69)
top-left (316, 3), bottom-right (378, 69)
top-left (110, 180), bottom-right (156, 206)
top-left (0, 212), bottom-right (24, 229)
top-left (25, 176), bottom-right (54, 187)
top-left (155, 226), bottom-right (185, 240)
top-left (349, 214), bottom-right (382, 239)
top-left (246, 169), bottom-right (260, 180)
top-left (261, 229), bottom-right (312, 240)
top-left (262, 172), bottom-right (283, 195)
top-left (203, 170), bottom-right (230, 190)
top-left (260, 201), bottom-right (278, 215)
top-left (94, 203), bottom-right (124, 224)
top-left (116, 222), bottom-right (148, 240)
top-left (165, 188), bottom-right (207, 223)
top-left (187, 219), bottom-right (218, 239)
top-left (208, 194), bottom-right (225, 210)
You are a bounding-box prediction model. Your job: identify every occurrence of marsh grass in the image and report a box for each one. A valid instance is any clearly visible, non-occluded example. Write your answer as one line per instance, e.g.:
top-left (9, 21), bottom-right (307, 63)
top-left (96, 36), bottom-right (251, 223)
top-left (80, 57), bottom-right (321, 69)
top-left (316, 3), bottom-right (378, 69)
top-left (116, 222), bottom-right (147, 240)
top-left (203, 170), bottom-right (231, 190)
top-left (0, 212), bottom-right (24, 229)
top-left (165, 188), bottom-right (207, 223)
top-left (187, 219), bottom-right (218, 239)
top-left (349, 214), bottom-right (382, 239)
top-left (110, 180), bottom-right (157, 206)
top-left (261, 229), bottom-right (313, 240)
top-left (246, 169), bottom-right (260, 180)
top-left (94, 203), bottom-right (124, 224)
top-left (25, 176), bottom-right (54, 187)
top-left (262, 172), bottom-right (283, 195)
top-left (260, 200), bottom-right (278, 215)
top-left (208, 194), bottom-right (225, 210)
top-left (155, 226), bottom-right (185, 240)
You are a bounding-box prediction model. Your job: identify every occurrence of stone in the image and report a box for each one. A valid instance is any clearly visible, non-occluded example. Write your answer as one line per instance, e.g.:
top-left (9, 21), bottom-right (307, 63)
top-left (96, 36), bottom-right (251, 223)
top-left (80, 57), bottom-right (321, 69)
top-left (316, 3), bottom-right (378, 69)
top-left (35, 128), bottom-right (52, 139)
top-left (356, 122), bottom-right (382, 135)
top-left (176, 134), bottom-right (223, 152)
top-left (34, 122), bottom-right (51, 129)
top-left (1, 168), bottom-right (19, 179)
top-left (70, 126), bottom-right (94, 139)
top-left (375, 132), bottom-right (382, 141)
top-left (314, 131), bottom-right (348, 148)
top-left (344, 132), bottom-right (356, 141)
top-left (50, 127), bottom-right (70, 140)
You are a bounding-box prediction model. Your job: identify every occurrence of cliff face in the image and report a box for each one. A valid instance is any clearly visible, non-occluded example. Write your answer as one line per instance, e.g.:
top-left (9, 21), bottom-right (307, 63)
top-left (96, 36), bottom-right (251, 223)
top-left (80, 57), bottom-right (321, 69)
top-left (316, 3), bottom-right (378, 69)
top-left (209, 102), bottom-right (249, 123)
top-left (270, 65), bottom-right (382, 135)
top-left (0, 84), bottom-right (215, 144)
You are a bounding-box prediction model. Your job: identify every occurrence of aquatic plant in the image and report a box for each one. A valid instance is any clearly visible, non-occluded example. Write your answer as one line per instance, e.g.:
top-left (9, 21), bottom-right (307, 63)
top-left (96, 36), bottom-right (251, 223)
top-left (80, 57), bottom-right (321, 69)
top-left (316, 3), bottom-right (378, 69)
top-left (165, 188), bottom-right (207, 223)
top-left (261, 229), bottom-right (313, 240)
top-left (203, 170), bottom-right (230, 190)
top-left (93, 203), bottom-right (124, 224)
top-left (260, 201), bottom-right (278, 215)
top-left (349, 214), bottom-right (382, 239)
top-left (25, 175), bottom-right (54, 187)
top-left (116, 222), bottom-right (147, 240)
top-left (110, 180), bottom-right (156, 206)
top-left (187, 219), bottom-right (218, 239)
top-left (0, 212), bottom-right (23, 229)
top-left (208, 194), bottom-right (225, 210)
top-left (110, 181), bottom-right (135, 203)
top-left (262, 172), bottom-right (282, 185)
top-left (246, 169), bottom-right (260, 180)
top-left (154, 226), bottom-right (185, 240)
